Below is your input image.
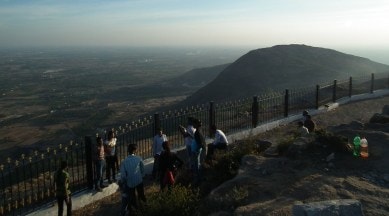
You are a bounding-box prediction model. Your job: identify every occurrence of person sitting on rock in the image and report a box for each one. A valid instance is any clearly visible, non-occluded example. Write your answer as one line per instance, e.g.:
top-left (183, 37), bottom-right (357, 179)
top-left (304, 114), bottom-right (316, 133)
top-left (206, 125), bottom-right (228, 161)
top-left (297, 121), bottom-right (309, 136)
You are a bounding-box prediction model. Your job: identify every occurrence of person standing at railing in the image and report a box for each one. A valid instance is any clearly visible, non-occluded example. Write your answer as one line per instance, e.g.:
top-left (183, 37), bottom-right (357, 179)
top-left (94, 136), bottom-right (107, 191)
top-left (191, 118), bottom-right (205, 185)
top-left (104, 129), bottom-right (117, 184)
top-left (54, 160), bottom-right (72, 216)
top-left (179, 117), bottom-right (196, 170)
top-left (152, 127), bottom-right (168, 180)
top-left (120, 144), bottom-right (147, 215)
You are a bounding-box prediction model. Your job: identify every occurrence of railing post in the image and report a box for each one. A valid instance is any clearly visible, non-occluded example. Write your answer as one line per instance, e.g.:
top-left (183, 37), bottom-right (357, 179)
top-left (153, 113), bottom-right (160, 135)
top-left (332, 79), bottom-right (337, 102)
top-left (349, 76), bottom-right (353, 98)
top-left (370, 73), bottom-right (375, 93)
top-left (315, 85), bottom-right (320, 109)
top-left (84, 136), bottom-right (94, 190)
top-left (209, 101), bottom-right (215, 137)
top-left (284, 89), bottom-right (289, 117)
top-left (252, 96), bottom-right (259, 128)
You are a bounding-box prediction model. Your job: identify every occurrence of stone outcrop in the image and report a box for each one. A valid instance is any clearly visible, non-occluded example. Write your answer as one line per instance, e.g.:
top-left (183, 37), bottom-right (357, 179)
top-left (292, 199), bottom-right (364, 216)
top-left (382, 105), bottom-right (389, 115)
top-left (287, 136), bottom-right (315, 157)
top-left (369, 113), bottom-right (389, 124)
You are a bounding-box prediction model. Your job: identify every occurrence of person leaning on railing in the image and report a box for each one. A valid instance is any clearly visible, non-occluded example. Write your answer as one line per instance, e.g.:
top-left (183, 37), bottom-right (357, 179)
top-left (104, 130), bottom-right (118, 184)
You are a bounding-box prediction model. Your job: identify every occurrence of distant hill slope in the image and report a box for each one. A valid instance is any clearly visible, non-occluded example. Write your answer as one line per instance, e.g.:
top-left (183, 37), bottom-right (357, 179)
top-left (161, 63), bottom-right (230, 89)
top-left (183, 44), bottom-right (389, 105)
top-left (103, 63), bottom-right (228, 102)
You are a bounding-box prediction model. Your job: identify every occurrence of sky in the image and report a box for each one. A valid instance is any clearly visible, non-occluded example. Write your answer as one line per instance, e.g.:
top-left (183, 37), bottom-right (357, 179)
top-left (1, 0), bottom-right (389, 52)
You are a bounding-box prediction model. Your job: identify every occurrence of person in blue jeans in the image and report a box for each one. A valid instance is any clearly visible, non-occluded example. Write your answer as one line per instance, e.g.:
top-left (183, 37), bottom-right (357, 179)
top-left (94, 136), bottom-right (107, 191)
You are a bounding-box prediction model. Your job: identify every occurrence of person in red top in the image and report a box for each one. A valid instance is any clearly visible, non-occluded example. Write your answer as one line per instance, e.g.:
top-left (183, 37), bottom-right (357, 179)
top-left (158, 141), bottom-right (183, 190)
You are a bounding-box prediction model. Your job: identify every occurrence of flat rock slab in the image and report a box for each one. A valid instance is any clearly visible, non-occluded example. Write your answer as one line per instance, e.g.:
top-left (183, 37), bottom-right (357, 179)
top-left (292, 199), bottom-right (364, 216)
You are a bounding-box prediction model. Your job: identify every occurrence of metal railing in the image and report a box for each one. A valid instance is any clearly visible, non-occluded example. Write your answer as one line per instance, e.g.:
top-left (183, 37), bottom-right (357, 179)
top-left (0, 72), bottom-right (388, 215)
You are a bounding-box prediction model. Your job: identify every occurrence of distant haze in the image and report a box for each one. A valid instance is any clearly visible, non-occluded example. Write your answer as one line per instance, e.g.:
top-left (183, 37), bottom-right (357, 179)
top-left (1, 0), bottom-right (389, 56)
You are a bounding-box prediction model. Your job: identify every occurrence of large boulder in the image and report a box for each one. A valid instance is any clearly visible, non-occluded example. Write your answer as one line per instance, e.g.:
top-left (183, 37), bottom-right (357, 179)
top-left (287, 136), bottom-right (315, 157)
top-left (256, 139), bottom-right (272, 152)
top-left (382, 105), bottom-right (389, 115)
top-left (292, 199), bottom-right (364, 216)
top-left (327, 121), bottom-right (364, 134)
top-left (369, 113), bottom-right (389, 124)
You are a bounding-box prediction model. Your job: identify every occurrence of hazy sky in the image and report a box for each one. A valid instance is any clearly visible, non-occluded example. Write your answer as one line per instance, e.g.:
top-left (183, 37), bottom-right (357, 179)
top-left (1, 0), bottom-right (389, 50)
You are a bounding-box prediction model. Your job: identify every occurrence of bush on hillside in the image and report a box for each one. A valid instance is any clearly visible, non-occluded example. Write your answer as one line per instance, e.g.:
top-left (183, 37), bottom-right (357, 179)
top-left (142, 184), bottom-right (199, 216)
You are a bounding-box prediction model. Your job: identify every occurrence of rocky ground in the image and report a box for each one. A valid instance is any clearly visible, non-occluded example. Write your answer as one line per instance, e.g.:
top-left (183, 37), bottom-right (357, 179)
top-left (205, 96), bottom-right (389, 215)
top-left (73, 96), bottom-right (389, 216)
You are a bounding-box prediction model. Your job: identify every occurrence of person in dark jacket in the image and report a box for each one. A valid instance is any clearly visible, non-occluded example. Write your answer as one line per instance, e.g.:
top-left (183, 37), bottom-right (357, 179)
top-left (158, 141), bottom-right (184, 190)
top-left (54, 161), bottom-right (72, 216)
top-left (191, 118), bottom-right (205, 185)
top-left (303, 114), bottom-right (316, 133)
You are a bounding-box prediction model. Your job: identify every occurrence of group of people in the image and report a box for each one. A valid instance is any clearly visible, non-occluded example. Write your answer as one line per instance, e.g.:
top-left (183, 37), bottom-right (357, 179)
top-left (53, 129), bottom-right (119, 216)
top-left (94, 130), bottom-right (119, 191)
top-left (151, 127), bottom-right (184, 190)
top-left (178, 117), bottom-right (229, 184)
top-left (118, 117), bottom-right (229, 215)
top-left (54, 119), bottom-right (229, 215)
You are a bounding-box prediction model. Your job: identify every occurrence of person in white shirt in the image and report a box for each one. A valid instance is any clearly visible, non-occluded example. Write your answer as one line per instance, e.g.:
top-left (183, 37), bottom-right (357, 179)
top-left (104, 130), bottom-right (117, 184)
top-left (120, 144), bottom-right (146, 215)
top-left (152, 127), bottom-right (168, 179)
top-left (206, 125), bottom-right (228, 161)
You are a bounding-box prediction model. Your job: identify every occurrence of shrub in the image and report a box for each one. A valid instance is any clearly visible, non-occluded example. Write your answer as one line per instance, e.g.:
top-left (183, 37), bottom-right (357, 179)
top-left (315, 129), bottom-right (349, 152)
top-left (142, 184), bottom-right (200, 216)
top-left (277, 134), bottom-right (296, 155)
